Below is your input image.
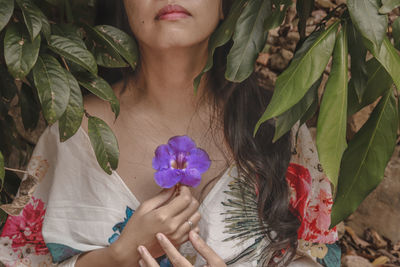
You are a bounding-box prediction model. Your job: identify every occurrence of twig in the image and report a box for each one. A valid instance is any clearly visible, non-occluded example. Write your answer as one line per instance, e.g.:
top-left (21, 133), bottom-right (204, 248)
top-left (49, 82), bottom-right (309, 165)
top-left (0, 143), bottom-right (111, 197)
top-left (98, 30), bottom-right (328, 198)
top-left (4, 167), bottom-right (29, 177)
top-left (61, 56), bottom-right (70, 72)
top-left (4, 167), bottom-right (40, 181)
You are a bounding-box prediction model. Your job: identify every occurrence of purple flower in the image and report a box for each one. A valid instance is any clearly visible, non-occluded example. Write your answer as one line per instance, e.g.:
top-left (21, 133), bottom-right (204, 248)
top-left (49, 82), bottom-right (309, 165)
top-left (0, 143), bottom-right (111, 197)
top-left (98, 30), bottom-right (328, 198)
top-left (152, 136), bottom-right (211, 188)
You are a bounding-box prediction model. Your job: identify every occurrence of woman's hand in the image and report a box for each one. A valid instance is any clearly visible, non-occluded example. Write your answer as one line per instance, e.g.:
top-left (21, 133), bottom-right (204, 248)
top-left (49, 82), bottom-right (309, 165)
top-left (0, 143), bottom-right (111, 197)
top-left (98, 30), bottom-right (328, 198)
top-left (137, 231), bottom-right (227, 267)
top-left (110, 186), bottom-right (201, 265)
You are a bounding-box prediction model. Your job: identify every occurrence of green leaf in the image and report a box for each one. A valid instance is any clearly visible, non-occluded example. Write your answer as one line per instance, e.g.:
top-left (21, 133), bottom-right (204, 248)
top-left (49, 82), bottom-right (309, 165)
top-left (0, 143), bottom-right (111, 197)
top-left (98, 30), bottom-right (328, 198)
top-left (88, 116), bottom-right (119, 175)
top-left (32, 54), bottom-right (70, 124)
top-left (0, 151), bottom-right (4, 190)
top-left (52, 24), bottom-right (86, 48)
top-left (0, 64), bottom-right (18, 101)
top-left (368, 37), bottom-right (400, 91)
top-left (347, 0), bottom-right (388, 51)
top-left (331, 91), bottom-right (398, 227)
top-left (393, 17), bottom-right (400, 50)
top-left (16, 0), bottom-right (43, 41)
top-left (4, 23), bottom-right (41, 79)
top-left (193, 0), bottom-right (248, 91)
top-left (296, 0), bottom-right (315, 42)
top-left (90, 25), bottom-right (138, 70)
top-left (38, 11), bottom-right (51, 40)
top-left (89, 41), bottom-right (128, 68)
top-left (299, 91), bottom-right (319, 125)
top-left (58, 70), bottom-right (84, 142)
top-left (347, 20), bottom-right (368, 102)
top-left (225, 0), bottom-right (272, 82)
top-left (75, 72), bottom-right (120, 118)
top-left (379, 0), bottom-right (400, 14)
top-left (264, 3), bottom-right (289, 31)
top-left (274, 76), bottom-right (322, 142)
top-left (317, 25), bottom-right (349, 188)
top-left (19, 83), bottom-right (40, 130)
top-left (348, 58), bottom-right (393, 115)
top-left (254, 21), bottom-right (339, 135)
top-left (85, 27), bottom-right (128, 68)
top-left (49, 35), bottom-right (97, 75)
top-left (0, 0), bottom-right (14, 32)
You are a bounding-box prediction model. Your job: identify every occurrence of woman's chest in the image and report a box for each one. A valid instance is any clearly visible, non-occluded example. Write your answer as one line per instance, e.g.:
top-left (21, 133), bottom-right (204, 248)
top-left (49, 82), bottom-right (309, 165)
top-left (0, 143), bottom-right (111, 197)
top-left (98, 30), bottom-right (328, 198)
top-left (114, 133), bottom-right (230, 203)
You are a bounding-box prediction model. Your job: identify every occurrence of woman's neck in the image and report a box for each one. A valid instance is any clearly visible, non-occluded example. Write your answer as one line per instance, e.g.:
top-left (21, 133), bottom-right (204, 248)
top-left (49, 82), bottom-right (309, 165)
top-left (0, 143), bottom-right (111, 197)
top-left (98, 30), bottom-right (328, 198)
top-left (130, 41), bottom-right (210, 119)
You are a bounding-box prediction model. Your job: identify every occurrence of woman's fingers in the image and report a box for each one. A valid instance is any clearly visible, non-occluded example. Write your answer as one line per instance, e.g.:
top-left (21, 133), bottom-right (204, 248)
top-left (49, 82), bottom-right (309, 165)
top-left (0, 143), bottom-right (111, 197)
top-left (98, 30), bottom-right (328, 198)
top-left (137, 246), bottom-right (159, 267)
top-left (139, 187), bottom-right (176, 213)
top-left (170, 212), bottom-right (201, 242)
top-left (173, 196), bottom-right (199, 223)
top-left (156, 233), bottom-right (191, 267)
top-left (189, 231), bottom-right (226, 266)
top-left (158, 186), bottom-right (193, 216)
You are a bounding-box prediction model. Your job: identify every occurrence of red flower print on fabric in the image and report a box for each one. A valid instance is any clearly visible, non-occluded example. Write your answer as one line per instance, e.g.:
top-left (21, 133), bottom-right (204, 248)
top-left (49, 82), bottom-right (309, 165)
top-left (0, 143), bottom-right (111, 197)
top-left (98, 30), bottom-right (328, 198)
top-left (286, 163), bottom-right (337, 244)
top-left (0, 196), bottom-right (49, 255)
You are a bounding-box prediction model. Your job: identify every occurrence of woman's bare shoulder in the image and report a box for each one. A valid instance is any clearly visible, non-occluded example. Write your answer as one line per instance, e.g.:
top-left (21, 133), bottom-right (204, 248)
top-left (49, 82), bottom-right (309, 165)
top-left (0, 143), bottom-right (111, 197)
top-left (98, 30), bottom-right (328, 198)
top-left (81, 79), bottom-right (125, 134)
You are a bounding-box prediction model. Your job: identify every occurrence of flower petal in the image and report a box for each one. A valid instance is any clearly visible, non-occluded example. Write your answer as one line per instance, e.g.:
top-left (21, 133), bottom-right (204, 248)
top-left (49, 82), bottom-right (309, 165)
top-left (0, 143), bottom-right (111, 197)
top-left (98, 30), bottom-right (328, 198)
top-left (186, 148), bottom-right (211, 173)
top-left (180, 168), bottom-right (202, 187)
top-left (152, 144), bottom-right (173, 171)
top-left (167, 136), bottom-right (196, 154)
top-left (154, 169), bottom-right (183, 188)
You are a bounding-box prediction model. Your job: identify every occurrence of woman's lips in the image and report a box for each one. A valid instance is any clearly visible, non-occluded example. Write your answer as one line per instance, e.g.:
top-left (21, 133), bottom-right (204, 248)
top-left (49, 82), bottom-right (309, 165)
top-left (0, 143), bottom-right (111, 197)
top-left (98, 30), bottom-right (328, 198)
top-left (156, 4), bottom-right (191, 20)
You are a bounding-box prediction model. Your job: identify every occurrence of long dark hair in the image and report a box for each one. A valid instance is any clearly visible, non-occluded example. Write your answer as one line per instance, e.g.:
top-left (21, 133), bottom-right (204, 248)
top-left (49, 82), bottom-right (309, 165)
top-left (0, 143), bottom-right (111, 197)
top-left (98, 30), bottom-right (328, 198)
top-left (111, 0), bottom-right (300, 265)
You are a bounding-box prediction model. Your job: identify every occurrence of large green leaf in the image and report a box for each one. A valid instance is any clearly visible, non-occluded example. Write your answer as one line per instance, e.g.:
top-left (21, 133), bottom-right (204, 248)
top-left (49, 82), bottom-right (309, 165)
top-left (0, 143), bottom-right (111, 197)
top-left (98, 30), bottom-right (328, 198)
top-left (49, 35), bottom-right (97, 75)
top-left (85, 26), bottom-right (128, 68)
top-left (52, 24), bottom-right (86, 48)
top-left (90, 25), bottom-right (138, 70)
top-left (379, 0), bottom-right (400, 14)
top-left (88, 116), bottom-right (119, 175)
top-left (331, 91), bottom-right (398, 227)
top-left (347, 21), bottom-right (367, 102)
top-left (225, 0), bottom-right (271, 82)
top-left (32, 54), bottom-right (70, 124)
top-left (58, 70), bottom-right (84, 142)
top-left (193, 0), bottom-right (248, 91)
top-left (348, 58), bottom-right (393, 115)
top-left (75, 72), bottom-right (120, 118)
top-left (296, 0), bottom-right (315, 42)
top-left (274, 76), bottom-right (321, 142)
top-left (393, 17), bottom-right (400, 50)
top-left (0, 64), bottom-right (18, 101)
top-left (19, 83), bottom-right (40, 130)
top-left (0, 151), bottom-right (4, 190)
top-left (254, 21), bottom-right (339, 134)
top-left (16, 0), bottom-right (43, 41)
top-left (4, 23), bottom-right (41, 79)
top-left (347, 0), bottom-right (388, 51)
top-left (317, 25), bottom-right (348, 188)
top-left (0, 0), bottom-right (14, 32)
top-left (368, 37), bottom-right (400, 91)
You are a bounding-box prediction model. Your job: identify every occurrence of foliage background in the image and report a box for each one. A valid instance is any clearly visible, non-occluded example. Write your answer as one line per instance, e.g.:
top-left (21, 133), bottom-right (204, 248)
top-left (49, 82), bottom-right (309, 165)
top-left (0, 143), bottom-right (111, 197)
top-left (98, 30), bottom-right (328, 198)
top-left (0, 0), bottom-right (399, 261)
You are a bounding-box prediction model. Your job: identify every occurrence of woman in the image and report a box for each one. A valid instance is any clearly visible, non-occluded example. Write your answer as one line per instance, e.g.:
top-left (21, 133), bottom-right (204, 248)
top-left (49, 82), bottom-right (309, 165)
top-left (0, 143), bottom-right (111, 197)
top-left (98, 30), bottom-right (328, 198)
top-left (0, 0), bottom-right (338, 266)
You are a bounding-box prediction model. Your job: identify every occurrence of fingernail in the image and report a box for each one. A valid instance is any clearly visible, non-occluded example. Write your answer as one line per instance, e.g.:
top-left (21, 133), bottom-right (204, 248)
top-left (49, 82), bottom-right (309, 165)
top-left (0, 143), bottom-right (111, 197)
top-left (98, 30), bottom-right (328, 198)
top-left (137, 245), bottom-right (144, 255)
top-left (139, 259), bottom-right (145, 267)
top-left (156, 233), bottom-right (164, 241)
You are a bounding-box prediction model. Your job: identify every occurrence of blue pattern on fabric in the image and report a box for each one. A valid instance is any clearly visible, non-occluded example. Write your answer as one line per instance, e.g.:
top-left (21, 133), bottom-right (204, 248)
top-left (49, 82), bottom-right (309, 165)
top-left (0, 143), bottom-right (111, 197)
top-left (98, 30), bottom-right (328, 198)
top-left (108, 206), bottom-right (135, 244)
top-left (157, 255), bottom-right (173, 267)
top-left (317, 243), bottom-right (342, 267)
top-left (46, 243), bottom-right (83, 263)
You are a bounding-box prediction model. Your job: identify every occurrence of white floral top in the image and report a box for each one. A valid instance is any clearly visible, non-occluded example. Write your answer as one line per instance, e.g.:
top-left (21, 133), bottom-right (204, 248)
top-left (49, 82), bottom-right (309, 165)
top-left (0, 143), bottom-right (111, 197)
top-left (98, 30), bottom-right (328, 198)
top-left (0, 123), bottom-right (339, 267)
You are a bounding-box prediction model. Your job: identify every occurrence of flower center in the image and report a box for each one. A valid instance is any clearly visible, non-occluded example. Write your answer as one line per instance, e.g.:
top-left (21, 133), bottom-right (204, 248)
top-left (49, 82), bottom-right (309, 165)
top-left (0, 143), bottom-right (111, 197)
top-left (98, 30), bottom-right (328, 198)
top-left (171, 153), bottom-right (187, 169)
